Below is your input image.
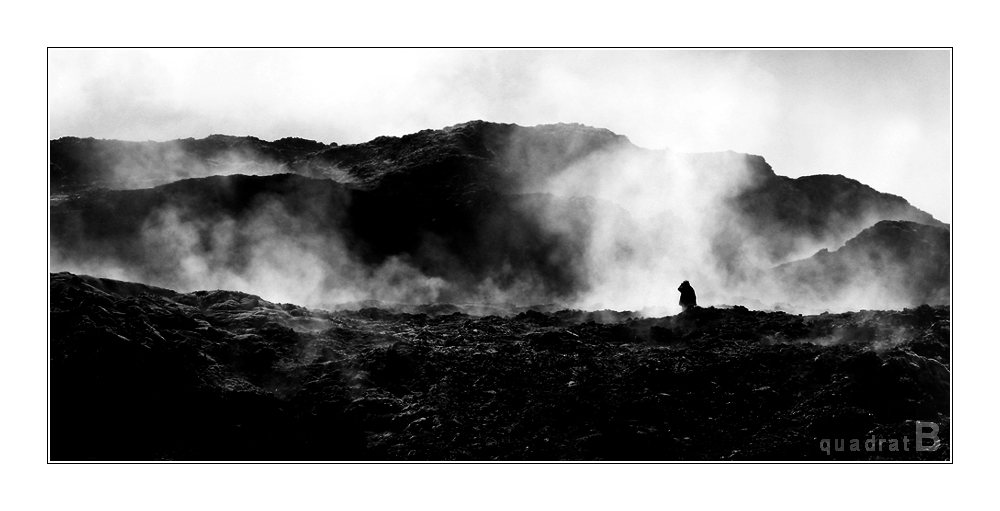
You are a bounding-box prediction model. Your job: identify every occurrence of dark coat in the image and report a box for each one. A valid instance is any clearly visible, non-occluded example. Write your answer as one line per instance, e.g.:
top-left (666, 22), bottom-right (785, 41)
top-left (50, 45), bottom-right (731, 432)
top-left (678, 281), bottom-right (697, 310)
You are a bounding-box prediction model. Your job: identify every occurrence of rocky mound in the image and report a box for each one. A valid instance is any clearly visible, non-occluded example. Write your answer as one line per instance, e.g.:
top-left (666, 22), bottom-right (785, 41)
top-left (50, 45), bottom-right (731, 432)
top-left (732, 174), bottom-right (946, 266)
top-left (773, 220), bottom-right (950, 308)
top-left (50, 272), bottom-right (950, 461)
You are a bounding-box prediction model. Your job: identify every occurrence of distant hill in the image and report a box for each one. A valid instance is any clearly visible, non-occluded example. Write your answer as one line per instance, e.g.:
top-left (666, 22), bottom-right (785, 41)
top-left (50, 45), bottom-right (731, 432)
top-left (49, 121), bottom-right (949, 310)
top-left (773, 220), bottom-right (950, 309)
top-left (50, 134), bottom-right (330, 192)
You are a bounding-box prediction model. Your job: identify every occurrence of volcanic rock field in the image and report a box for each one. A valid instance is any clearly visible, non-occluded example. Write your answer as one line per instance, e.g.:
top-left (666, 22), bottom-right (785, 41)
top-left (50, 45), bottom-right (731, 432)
top-left (50, 272), bottom-right (949, 461)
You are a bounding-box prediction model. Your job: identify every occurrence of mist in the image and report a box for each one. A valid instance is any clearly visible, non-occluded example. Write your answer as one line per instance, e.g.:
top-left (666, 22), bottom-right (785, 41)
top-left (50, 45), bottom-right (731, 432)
top-left (50, 185), bottom-right (454, 308)
top-left (50, 119), bottom-right (948, 314)
top-left (495, 125), bottom-right (949, 313)
top-left (49, 156), bottom-right (582, 309)
top-left (522, 147), bottom-right (740, 311)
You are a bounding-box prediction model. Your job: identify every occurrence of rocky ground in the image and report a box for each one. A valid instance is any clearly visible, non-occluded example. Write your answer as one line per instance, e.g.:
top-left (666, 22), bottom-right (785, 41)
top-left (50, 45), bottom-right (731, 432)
top-left (49, 272), bottom-right (950, 461)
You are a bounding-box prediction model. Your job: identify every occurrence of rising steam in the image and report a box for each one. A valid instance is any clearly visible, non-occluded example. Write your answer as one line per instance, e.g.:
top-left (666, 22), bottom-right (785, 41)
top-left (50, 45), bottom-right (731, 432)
top-left (50, 124), bottom-right (948, 314)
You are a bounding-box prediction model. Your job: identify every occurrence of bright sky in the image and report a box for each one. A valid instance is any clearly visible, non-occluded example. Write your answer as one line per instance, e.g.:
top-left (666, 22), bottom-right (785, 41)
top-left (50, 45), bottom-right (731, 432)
top-left (48, 48), bottom-right (951, 222)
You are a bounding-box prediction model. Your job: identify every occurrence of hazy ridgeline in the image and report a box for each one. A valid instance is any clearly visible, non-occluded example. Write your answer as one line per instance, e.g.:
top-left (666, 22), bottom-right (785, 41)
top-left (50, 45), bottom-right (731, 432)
top-left (50, 121), bottom-right (949, 313)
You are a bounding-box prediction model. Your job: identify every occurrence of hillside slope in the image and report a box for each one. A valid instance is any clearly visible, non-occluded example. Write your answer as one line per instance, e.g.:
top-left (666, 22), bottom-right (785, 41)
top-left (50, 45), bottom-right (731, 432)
top-left (50, 121), bottom-right (948, 310)
top-left (773, 220), bottom-right (950, 309)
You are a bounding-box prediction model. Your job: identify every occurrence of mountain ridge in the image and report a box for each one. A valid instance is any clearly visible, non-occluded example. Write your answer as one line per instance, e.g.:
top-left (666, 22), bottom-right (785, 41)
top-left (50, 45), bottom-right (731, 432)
top-left (50, 120), bottom-right (944, 224)
top-left (50, 121), bottom-right (949, 311)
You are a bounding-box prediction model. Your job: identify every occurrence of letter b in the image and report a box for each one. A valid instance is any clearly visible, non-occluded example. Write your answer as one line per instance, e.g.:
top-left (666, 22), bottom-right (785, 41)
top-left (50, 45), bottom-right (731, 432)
top-left (916, 421), bottom-right (940, 452)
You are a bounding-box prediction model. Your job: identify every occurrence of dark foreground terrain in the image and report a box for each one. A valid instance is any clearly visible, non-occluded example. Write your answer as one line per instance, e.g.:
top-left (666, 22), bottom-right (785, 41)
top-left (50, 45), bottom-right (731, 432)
top-left (50, 272), bottom-right (950, 461)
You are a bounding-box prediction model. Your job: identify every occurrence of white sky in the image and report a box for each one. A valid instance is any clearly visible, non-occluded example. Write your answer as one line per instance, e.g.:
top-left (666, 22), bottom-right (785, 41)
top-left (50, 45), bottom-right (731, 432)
top-left (48, 48), bottom-right (951, 222)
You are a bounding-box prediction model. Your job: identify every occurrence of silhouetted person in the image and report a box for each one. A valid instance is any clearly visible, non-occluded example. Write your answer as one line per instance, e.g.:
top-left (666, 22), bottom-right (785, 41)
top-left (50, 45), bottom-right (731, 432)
top-left (678, 280), bottom-right (697, 311)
